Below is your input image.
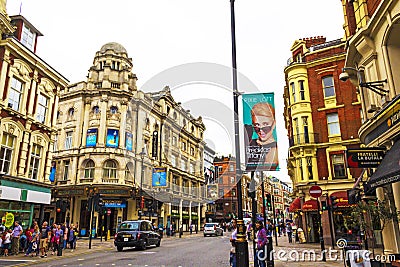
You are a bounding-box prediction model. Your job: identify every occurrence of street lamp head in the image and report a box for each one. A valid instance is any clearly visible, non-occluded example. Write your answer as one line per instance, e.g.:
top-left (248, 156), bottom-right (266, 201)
top-left (339, 72), bottom-right (350, 82)
top-left (139, 147), bottom-right (147, 160)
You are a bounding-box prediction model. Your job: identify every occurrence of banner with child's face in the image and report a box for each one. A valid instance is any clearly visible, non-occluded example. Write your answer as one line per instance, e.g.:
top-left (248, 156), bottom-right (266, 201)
top-left (242, 93), bottom-right (279, 171)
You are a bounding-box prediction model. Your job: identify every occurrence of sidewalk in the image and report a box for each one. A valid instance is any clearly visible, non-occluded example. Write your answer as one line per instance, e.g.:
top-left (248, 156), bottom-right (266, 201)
top-left (7, 232), bottom-right (203, 266)
top-left (248, 234), bottom-right (345, 267)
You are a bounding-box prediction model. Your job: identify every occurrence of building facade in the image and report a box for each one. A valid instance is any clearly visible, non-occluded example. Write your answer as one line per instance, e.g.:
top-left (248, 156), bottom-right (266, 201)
top-left (212, 156), bottom-right (251, 224)
top-left (284, 36), bottom-right (363, 244)
top-left (53, 42), bottom-right (207, 236)
top-left (341, 0), bottom-right (400, 254)
top-left (0, 2), bottom-right (69, 229)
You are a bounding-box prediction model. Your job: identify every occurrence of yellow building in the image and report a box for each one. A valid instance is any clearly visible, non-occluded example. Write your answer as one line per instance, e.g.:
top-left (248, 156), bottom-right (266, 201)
top-left (0, 1), bottom-right (68, 228)
top-left (341, 0), bottom-right (400, 254)
top-left (53, 42), bottom-right (207, 236)
top-left (284, 36), bottom-right (363, 244)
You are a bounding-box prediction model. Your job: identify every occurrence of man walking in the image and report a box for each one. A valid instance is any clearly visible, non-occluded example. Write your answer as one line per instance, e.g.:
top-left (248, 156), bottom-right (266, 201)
top-left (11, 221), bottom-right (22, 255)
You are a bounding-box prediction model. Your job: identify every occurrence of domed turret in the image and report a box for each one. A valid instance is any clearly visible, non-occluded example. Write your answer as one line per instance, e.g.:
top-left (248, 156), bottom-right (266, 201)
top-left (99, 42), bottom-right (127, 54)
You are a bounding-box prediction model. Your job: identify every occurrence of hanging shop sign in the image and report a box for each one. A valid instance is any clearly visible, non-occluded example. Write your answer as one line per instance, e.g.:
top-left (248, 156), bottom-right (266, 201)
top-left (346, 148), bottom-right (385, 168)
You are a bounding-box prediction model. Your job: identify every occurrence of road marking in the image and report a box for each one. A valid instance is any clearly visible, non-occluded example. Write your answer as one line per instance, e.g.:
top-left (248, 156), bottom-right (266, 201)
top-left (78, 258), bottom-right (85, 261)
top-left (141, 252), bottom-right (156, 254)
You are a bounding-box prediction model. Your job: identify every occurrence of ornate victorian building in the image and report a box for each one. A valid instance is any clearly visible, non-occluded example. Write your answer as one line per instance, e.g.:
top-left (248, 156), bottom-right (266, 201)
top-left (53, 42), bottom-right (207, 236)
top-left (0, 1), bottom-right (68, 228)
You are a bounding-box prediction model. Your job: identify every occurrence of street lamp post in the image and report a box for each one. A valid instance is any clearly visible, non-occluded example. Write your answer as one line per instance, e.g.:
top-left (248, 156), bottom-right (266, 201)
top-left (230, 0), bottom-right (249, 266)
top-left (139, 147), bottom-right (146, 220)
top-left (85, 185), bottom-right (97, 249)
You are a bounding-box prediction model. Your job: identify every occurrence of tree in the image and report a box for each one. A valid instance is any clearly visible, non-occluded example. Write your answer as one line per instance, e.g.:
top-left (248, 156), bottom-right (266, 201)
top-left (351, 199), bottom-right (398, 257)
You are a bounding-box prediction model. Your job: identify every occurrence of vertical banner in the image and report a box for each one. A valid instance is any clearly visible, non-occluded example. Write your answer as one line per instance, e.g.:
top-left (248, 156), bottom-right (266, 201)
top-left (125, 132), bottom-right (133, 151)
top-left (86, 128), bottom-right (98, 147)
top-left (152, 130), bottom-right (158, 159)
top-left (106, 129), bottom-right (119, 148)
top-left (152, 167), bottom-right (167, 187)
top-left (242, 93), bottom-right (279, 171)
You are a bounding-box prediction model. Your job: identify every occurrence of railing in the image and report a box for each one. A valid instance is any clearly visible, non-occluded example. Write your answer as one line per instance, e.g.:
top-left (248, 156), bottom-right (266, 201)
top-left (289, 133), bottom-right (319, 146)
top-left (79, 178), bottom-right (94, 183)
top-left (101, 178), bottom-right (119, 183)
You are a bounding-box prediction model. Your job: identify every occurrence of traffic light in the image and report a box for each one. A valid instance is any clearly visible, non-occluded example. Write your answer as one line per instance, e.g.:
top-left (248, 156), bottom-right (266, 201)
top-left (56, 199), bottom-right (62, 213)
top-left (266, 194), bottom-right (272, 211)
top-left (330, 195), bottom-right (339, 210)
top-left (140, 196), bottom-right (145, 209)
top-left (321, 200), bottom-right (327, 211)
top-left (93, 193), bottom-right (104, 212)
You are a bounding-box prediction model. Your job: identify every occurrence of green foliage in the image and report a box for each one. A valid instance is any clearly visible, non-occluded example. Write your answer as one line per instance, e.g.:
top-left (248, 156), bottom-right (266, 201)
top-left (351, 200), bottom-right (397, 231)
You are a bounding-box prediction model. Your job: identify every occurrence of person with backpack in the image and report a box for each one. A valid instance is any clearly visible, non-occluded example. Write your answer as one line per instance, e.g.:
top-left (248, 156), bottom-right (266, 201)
top-left (25, 225), bottom-right (39, 257)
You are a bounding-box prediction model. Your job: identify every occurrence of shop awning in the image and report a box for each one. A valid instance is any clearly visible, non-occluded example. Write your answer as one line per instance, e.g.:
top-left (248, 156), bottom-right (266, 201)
top-left (368, 139), bottom-right (400, 189)
top-left (330, 191), bottom-right (354, 207)
top-left (289, 198), bottom-right (301, 212)
top-left (302, 199), bottom-right (318, 211)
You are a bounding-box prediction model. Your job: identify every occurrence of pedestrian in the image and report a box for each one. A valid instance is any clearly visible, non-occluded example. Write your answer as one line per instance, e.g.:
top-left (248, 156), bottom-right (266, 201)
top-left (189, 224), bottom-right (193, 235)
top-left (68, 225), bottom-right (76, 252)
top-left (73, 225), bottom-right (78, 249)
top-left (62, 223), bottom-right (68, 250)
top-left (255, 220), bottom-right (268, 267)
top-left (3, 229), bottom-right (12, 256)
top-left (229, 219), bottom-right (237, 267)
top-left (246, 221), bottom-right (252, 240)
top-left (11, 221), bottom-right (22, 255)
top-left (286, 223), bottom-right (293, 243)
top-left (25, 225), bottom-right (39, 257)
top-left (39, 221), bottom-right (50, 258)
top-left (52, 224), bottom-right (63, 256)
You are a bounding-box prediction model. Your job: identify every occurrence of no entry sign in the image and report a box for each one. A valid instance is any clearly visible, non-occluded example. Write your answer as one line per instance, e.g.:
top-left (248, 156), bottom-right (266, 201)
top-left (309, 185), bottom-right (322, 198)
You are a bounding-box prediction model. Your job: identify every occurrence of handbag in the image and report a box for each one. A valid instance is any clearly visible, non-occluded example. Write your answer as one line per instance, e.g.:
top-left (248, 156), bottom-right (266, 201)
top-left (32, 242), bottom-right (37, 250)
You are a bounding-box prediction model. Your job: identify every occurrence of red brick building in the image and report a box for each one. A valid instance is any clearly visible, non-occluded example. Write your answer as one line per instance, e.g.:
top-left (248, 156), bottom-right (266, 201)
top-left (284, 36), bottom-right (363, 245)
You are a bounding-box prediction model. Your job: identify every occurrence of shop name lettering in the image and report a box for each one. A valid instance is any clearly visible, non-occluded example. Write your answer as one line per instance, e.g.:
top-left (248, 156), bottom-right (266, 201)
top-left (243, 96), bottom-right (273, 103)
top-left (355, 152), bottom-right (383, 161)
top-left (246, 146), bottom-right (271, 159)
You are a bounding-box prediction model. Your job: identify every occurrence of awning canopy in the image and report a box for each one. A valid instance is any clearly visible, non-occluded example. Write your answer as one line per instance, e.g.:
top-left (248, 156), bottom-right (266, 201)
top-left (368, 139), bottom-right (400, 189)
top-left (302, 199), bottom-right (318, 211)
top-left (289, 198), bottom-right (301, 212)
top-left (330, 191), bottom-right (354, 207)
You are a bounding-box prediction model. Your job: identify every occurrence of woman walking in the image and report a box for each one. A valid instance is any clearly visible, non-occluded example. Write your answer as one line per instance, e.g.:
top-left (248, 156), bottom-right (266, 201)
top-left (68, 225), bottom-right (75, 252)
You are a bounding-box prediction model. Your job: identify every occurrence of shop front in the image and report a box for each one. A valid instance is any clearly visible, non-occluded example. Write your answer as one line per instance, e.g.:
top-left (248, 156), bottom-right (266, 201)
top-left (302, 199), bottom-right (319, 243)
top-left (0, 176), bottom-right (52, 229)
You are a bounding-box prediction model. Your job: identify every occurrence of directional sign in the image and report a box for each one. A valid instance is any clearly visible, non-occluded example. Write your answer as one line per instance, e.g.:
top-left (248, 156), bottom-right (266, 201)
top-left (309, 185), bottom-right (322, 198)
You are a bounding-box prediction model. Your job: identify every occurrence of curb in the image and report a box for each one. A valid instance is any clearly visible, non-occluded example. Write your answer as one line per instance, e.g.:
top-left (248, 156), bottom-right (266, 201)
top-left (8, 246), bottom-right (113, 267)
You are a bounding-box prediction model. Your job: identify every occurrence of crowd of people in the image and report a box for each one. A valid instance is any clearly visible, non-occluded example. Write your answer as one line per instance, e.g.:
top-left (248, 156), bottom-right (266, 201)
top-left (229, 219), bottom-right (298, 267)
top-left (0, 220), bottom-right (79, 257)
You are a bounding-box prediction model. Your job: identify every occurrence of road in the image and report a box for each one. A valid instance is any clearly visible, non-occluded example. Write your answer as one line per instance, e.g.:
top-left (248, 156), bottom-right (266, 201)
top-left (2, 234), bottom-right (231, 267)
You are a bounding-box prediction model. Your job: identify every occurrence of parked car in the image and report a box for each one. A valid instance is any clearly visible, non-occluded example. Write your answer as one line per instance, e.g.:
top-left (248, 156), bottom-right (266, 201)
top-left (203, 223), bottom-right (223, 237)
top-left (114, 220), bottom-right (161, 251)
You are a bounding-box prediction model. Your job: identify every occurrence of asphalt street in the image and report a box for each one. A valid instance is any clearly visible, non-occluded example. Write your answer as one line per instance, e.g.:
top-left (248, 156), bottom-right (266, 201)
top-left (0, 233), bottom-right (348, 267)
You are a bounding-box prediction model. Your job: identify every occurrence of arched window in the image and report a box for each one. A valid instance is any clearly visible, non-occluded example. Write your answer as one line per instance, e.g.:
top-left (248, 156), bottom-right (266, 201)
top-left (103, 160), bottom-right (117, 179)
top-left (110, 106), bottom-right (118, 114)
top-left (92, 106), bottom-right (100, 114)
top-left (84, 160), bottom-right (95, 179)
top-left (68, 108), bottom-right (75, 117)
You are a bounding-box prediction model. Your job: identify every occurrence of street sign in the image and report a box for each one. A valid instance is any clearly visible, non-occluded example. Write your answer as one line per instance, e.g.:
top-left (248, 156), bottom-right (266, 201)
top-left (309, 185), bottom-right (322, 198)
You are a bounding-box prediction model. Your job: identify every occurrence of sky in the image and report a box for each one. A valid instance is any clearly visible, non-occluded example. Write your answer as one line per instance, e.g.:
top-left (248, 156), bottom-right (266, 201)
top-left (6, 1), bottom-right (345, 183)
